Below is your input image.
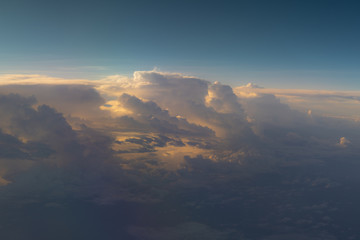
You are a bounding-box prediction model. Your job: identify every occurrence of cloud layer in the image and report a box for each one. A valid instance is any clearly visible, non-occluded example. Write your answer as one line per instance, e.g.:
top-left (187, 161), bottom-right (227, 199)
top-left (1, 71), bottom-right (360, 239)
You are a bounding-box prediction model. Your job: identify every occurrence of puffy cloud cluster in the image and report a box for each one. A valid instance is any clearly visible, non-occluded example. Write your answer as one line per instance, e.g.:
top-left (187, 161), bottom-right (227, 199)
top-left (115, 93), bottom-right (214, 137)
top-left (1, 70), bottom-right (359, 183)
top-left (1, 70), bottom-right (360, 239)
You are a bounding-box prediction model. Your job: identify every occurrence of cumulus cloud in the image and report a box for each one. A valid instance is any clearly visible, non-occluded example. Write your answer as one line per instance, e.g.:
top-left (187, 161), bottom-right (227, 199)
top-left (1, 71), bottom-right (360, 239)
top-left (337, 136), bottom-right (351, 147)
top-left (0, 84), bottom-right (107, 119)
top-left (0, 94), bottom-right (85, 178)
top-left (115, 93), bottom-right (214, 137)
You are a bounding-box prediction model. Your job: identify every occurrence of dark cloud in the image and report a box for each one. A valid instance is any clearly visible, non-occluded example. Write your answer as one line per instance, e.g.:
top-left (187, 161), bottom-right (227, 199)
top-left (0, 84), bottom-right (107, 118)
top-left (0, 130), bottom-right (54, 160)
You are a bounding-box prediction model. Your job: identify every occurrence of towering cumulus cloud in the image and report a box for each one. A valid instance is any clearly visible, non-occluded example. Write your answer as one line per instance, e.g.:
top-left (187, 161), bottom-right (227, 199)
top-left (1, 70), bottom-right (360, 239)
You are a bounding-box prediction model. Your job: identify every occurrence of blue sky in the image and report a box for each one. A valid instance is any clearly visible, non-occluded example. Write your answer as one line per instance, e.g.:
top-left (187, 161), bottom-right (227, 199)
top-left (1, 0), bottom-right (360, 89)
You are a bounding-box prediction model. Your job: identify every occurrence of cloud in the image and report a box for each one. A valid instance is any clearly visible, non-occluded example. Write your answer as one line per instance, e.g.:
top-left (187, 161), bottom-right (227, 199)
top-left (0, 74), bottom-right (93, 85)
top-left (0, 94), bottom-right (83, 170)
top-left (337, 136), bottom-right (351, 147)
top-left (206, 82), bottom-right (245, 114)
top-left (0, 84), bottom-right (107, 119)
top-left (235, 84), bottom-right (360, 120)
top-left (1, 71), bottom-right (360, 239)
top-left (0, 72), bottom-right (359, 169)
top-left (114, 72), bottom-right (256, 145)
top-left (116, 93), bottom-right (214, 137)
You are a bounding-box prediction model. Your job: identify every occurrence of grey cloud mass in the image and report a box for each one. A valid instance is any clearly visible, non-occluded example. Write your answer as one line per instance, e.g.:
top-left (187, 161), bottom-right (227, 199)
top-left (0, 84), bottom-right (107, 118)
top-left (0, 71), bottom-right (360, 239)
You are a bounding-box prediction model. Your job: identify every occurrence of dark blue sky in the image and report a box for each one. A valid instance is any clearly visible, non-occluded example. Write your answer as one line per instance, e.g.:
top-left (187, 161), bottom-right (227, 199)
top-left (1, 0), bottom-right (360, 89)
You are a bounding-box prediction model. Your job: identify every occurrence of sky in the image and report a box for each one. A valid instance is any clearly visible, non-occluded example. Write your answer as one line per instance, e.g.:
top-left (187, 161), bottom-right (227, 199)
top-left (1, 0), bottom-right (360, 89)
top-left (2, 1), bottom-right (360, 240)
